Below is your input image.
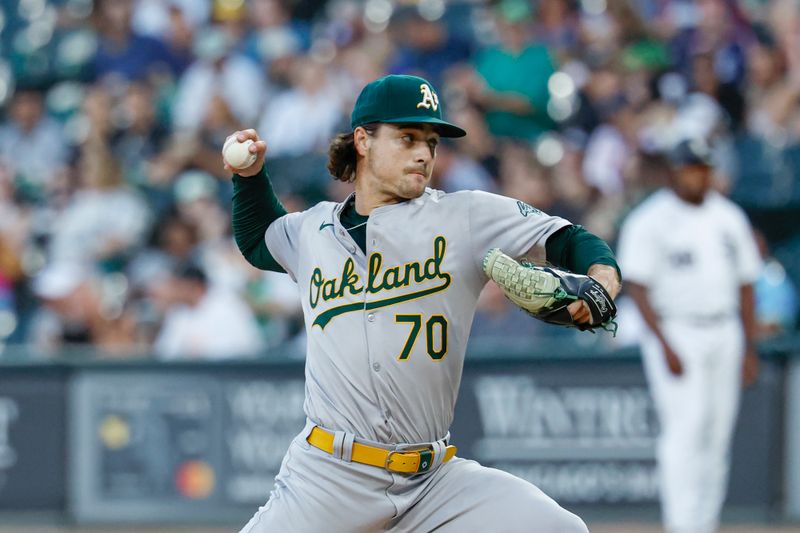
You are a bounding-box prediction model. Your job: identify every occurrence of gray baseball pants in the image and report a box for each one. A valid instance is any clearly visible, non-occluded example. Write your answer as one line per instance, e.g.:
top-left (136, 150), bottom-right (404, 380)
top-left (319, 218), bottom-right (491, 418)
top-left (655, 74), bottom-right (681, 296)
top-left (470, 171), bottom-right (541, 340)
top-left (239, 421), bottom-right (588, 533)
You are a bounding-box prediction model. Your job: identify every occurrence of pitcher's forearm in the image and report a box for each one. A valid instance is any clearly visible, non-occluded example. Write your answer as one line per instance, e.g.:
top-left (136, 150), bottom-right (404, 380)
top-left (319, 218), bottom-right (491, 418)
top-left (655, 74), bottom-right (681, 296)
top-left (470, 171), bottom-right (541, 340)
top-left (232, 164), bottom-right (287, 272)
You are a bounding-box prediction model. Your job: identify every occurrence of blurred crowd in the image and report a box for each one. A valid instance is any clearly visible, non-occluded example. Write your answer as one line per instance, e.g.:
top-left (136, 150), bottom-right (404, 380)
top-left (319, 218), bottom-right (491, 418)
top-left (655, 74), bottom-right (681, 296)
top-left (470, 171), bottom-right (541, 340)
top-left (0, 0), bottom-right (798, 359)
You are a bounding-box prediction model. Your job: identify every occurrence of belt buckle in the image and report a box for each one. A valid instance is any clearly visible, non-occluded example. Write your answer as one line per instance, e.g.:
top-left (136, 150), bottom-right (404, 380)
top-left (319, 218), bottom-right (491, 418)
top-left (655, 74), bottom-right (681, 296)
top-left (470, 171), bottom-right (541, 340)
top-left (416, 449), bottom-right (433, 473)
top-left (385, 447), bottom-right (434, 473)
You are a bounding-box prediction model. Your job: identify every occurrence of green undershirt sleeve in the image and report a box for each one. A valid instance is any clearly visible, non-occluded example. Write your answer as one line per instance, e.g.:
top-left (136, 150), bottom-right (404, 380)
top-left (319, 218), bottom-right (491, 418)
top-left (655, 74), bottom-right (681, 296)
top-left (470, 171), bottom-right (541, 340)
top-left (340, 199), bottom-right (369, 254)
top-left (545, 225), bottom-right (621, 279)
top-left (231, 165), bottom-right (287, 273)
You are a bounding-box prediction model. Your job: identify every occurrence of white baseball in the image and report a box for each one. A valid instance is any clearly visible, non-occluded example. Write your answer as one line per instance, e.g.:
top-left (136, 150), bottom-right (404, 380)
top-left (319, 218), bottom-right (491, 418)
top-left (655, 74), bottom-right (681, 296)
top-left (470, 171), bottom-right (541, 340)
top-left (223, 138), bottom-right (257, 169)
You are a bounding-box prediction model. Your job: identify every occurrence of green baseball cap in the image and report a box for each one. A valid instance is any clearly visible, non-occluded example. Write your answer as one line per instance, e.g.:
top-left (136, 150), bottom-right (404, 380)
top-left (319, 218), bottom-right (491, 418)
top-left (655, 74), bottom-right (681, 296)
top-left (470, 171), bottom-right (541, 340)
top-left (350, 75), bottom-right (466, 138)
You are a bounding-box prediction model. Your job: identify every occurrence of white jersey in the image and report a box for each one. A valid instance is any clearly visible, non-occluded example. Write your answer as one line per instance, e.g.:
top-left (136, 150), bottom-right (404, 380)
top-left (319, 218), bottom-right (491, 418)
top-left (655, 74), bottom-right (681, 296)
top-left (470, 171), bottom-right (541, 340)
top-left (617, 189), bottom-right (761, 319)
top-left (264, 188), bottom-right (569, 444)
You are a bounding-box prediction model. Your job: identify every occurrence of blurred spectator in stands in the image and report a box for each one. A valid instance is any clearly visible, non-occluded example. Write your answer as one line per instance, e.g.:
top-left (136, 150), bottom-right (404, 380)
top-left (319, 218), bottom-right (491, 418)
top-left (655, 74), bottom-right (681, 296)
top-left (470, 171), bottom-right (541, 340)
top-left (669, 0), bottom-right (751, 88)
top-left (613, 9), bottom-right (669, 141)
top-left (754, 231), bottom-right (799, 337)
top-left (114, 80), bottom-right (171, 188)
top-left (147, 132), bottom-right (200, 196)
top-left (29, 264), bottom-right (91, 351)
top-left (582, 92), bottom-right (638, 197)
top-left (578, 0), bottom-right (662, 69)
top-left (767, 0), bottom-right (800, 49)
top-left (186, 93), bottom-right (245, 180)
top-left (243, 0), bottom-right (308, 70)
top-left (447, 105), bottom-right (501, 180)
top-left (587, 149), bottom-right (671, 244)
top-left (244, 269), bottom-right (303, 348)
top-left (151, 262), bottom-right (265, 359)
top-left (169, 170), bottom-right (261, 303)
top-left (133, 0), bottom-right (210, 42)
top-left (691, 51), bottom-right (745, 131)
top-left (548, 148), bottom-right (587, 219)
top-left (387, 8), bottom-right (472, 89)
top-left (79, 85), bottom-right (115, 145)
top-left (610, 0), bottom-right (671, 77)
top-left (333, 36), bottom-right (387, 94)
top-left (92, 0), bottom-right (182, 81)
top-left (745, 27), bottom-right (800, 143)
top-left (670, 92), bottom-right (737, 186)
top-left (29, 263), bottom-right (137, 355)
top-left (211, 0), bottom-right (252, 50)
top-left (252, 54), bottom-right (345, 202)
top-left (125, 210), bottom-right (200, 344)
top-left (172, 170), bottom-right (228, 245)
top-left (635, 63), bottom-right (736, 179)
top-left (133, 0), bottom-right (205, 74)
top-left (625, 151), bottom-right (674, 203)
top-left (467, 0), bottom-right (556, 140)
top-left (499, 142), bottom-right (580, 222)
top-left (128, 211), bottom-right (200, 292)
top-left (571, 63), bottom-right (621, 136)
top-left (0, 165), bottom-right (27, 344)
top-left (259, 57), bottom-right (345, 157)
top-left (430, 142), bottom-right (495, 193)
top-left (532, 0), bottom-right (579, 60)
top-left (0, 232), bottom-right (23, 347)
top-left (0, 86), bottom-right (69, 203)
top-left (172, 26), bottom-right (265, 133)
top-left (48, 142), bottom-right (151, 271)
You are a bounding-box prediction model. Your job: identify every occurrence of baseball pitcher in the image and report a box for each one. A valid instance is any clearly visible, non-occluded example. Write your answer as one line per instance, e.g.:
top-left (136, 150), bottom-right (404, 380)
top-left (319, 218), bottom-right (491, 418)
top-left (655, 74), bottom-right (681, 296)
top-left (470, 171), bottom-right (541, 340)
top-left (226, 75), bottom-right (621, 532)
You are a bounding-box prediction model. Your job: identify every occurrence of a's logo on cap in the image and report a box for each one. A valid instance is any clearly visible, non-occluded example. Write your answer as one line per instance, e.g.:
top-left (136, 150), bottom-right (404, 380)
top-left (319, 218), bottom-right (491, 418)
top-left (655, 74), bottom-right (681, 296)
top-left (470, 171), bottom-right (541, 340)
top-left (416, 84), bottom-right (439, 111)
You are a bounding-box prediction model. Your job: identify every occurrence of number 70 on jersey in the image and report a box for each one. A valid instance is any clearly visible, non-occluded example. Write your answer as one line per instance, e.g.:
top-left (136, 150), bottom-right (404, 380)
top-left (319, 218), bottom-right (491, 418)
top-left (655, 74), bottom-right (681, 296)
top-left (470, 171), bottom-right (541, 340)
top-left (395, 314), bottom-right (448, 361)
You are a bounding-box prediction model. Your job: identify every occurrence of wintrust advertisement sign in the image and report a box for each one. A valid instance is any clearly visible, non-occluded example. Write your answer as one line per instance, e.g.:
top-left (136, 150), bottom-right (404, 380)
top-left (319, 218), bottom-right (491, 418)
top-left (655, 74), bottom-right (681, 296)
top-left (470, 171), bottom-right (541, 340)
top-left (452, 361), bottom-right (659, 504)
top-left (451, 358), bottom-right (782, 507)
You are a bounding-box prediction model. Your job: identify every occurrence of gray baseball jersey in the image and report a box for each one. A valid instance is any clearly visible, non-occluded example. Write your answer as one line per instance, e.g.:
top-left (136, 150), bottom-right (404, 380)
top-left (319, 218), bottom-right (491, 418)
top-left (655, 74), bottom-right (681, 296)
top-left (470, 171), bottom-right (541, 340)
top-left (265, 187), bottom-right (570, 444)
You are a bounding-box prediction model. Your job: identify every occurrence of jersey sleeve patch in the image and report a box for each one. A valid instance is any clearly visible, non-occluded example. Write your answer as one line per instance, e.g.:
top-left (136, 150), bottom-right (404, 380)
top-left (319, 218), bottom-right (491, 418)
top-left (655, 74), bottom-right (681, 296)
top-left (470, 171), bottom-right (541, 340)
top-left (517, 201), bottom-right (542, 217)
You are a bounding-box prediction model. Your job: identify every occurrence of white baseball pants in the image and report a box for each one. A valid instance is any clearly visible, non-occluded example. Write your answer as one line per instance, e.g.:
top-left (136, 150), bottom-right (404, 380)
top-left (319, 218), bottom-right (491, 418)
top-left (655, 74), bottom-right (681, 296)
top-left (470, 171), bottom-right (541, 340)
top-left (641, 318), bottom-right (744, 533)
top-left (239, 420), bottom-right (588, 533)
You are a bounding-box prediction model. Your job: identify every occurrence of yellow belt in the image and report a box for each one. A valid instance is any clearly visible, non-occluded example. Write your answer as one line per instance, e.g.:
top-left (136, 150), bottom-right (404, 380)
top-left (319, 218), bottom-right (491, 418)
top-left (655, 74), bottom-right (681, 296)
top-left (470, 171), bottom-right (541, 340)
top-left (307, 426), bottom-right (457, 474)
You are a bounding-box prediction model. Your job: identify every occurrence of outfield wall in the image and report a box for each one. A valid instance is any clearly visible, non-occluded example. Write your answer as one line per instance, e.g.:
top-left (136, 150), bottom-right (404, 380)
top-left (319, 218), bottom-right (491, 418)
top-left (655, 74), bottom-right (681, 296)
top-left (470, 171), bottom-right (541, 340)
top-left (0, 339), bottom-right (792, 524)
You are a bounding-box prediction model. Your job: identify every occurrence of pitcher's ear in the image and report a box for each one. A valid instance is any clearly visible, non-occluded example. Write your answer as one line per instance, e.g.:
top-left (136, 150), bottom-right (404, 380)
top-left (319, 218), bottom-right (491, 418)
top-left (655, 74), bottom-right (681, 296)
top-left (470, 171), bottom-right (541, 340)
top-left (354, 126), bottom-right (372, 157)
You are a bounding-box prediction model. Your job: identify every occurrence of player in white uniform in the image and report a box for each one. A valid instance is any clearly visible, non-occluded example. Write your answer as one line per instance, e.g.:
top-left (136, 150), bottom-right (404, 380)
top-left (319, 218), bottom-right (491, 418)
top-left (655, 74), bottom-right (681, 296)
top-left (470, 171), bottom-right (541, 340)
top-left (616, 140), bottom-right (762, 533)
top-left (226, 75), bottom-right (621, 532)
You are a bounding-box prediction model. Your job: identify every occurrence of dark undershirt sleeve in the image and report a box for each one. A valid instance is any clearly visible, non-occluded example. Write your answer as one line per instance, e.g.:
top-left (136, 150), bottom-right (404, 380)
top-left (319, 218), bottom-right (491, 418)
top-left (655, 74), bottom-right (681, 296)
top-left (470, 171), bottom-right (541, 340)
top-left (231, 165), bottom-right (288, 273)
top-left (545, 225), bottom-right (621, 279)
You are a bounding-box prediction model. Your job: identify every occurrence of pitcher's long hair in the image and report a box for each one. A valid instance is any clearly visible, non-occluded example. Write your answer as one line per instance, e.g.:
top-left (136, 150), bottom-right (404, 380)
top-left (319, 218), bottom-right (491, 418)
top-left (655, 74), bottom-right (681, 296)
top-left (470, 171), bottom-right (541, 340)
top-left (327, 123), bottom-right (380, 182)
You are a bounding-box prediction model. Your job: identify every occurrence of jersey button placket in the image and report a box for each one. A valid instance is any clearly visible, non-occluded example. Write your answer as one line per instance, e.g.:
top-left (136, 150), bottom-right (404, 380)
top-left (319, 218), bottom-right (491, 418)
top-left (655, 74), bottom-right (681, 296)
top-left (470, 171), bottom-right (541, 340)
top-left (362, 254), bottom-right (388, 428)
top-left (337, 227), bottom-right (359, 255)
top-left (367, 314), bottom-right (378, 368)
top-left (367, 214), bottom-right (378, 250)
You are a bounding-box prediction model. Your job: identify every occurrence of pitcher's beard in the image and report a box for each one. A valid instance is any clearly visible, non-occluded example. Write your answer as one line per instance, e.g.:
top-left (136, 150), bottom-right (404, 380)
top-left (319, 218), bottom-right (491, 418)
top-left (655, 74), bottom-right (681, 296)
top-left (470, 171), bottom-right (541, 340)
top-left (397, 175), bottom-right (428, 199)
